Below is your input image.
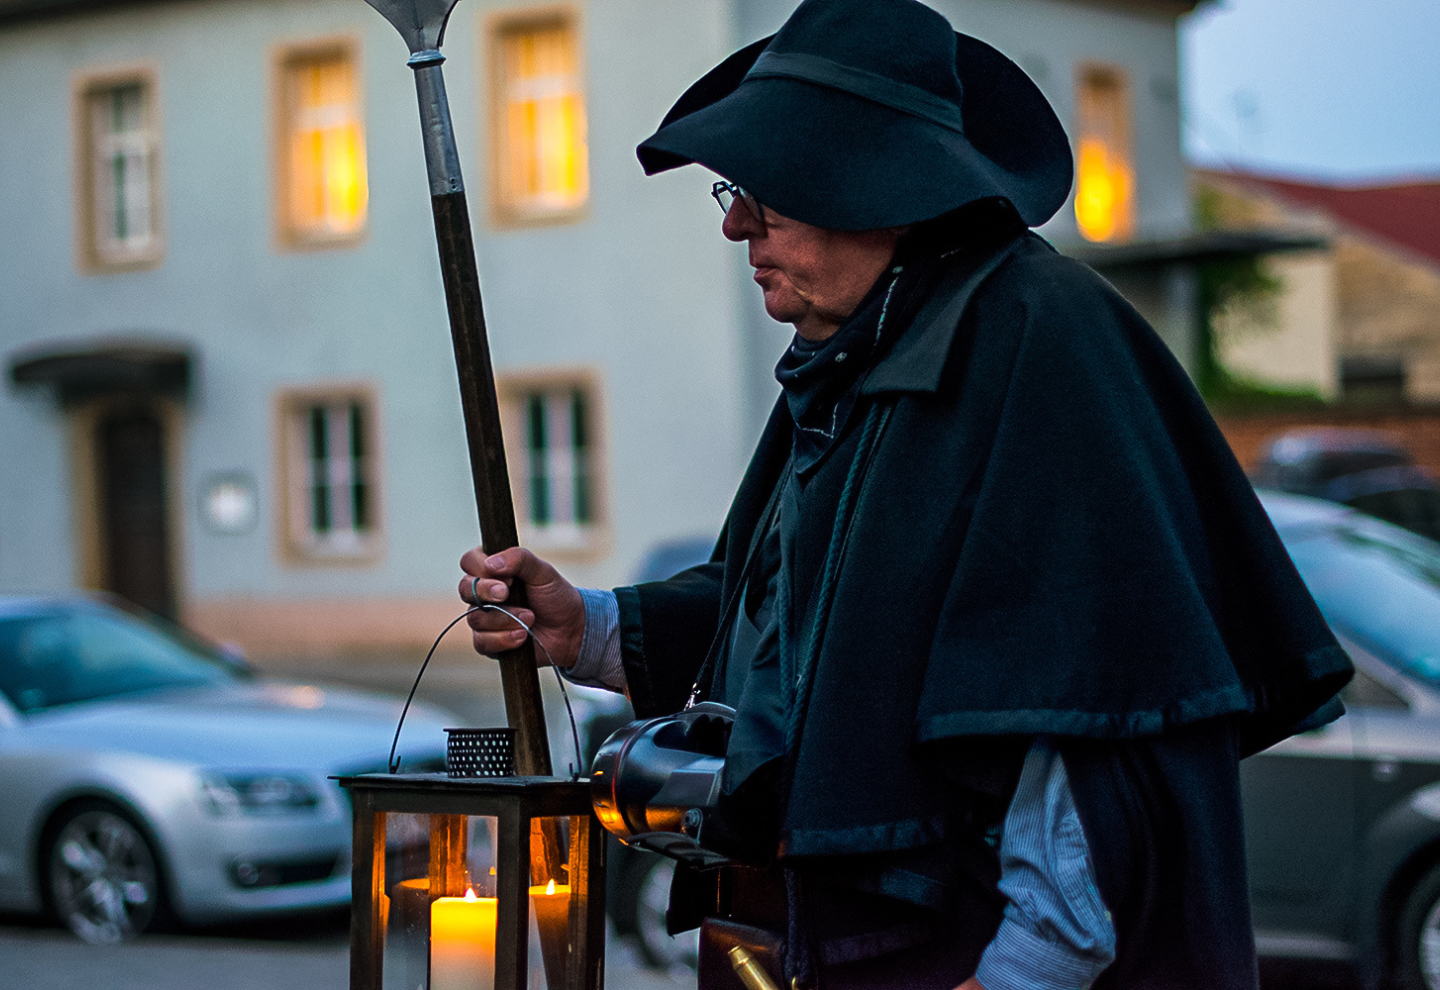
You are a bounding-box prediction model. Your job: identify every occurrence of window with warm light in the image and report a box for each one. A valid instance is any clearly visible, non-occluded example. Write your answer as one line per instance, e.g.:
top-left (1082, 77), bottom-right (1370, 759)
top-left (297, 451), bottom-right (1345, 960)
top-left (77, 72), bottom-right (163, 270)
top-left (1073, 64), bottom-right (1135, 243)
top-left (278, 388), bottom-right (381, 562)
top-left (489, 11), bottom-right (588, 225)
top-left (277, 44), bottom-right (368, 245)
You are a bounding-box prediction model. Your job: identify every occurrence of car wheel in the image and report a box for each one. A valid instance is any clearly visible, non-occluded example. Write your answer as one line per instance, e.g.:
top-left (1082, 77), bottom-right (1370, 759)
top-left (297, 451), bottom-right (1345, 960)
top-left (45, 802), bottom-right (162, 944)
top-left (632, 857), bottom-right (699, 971)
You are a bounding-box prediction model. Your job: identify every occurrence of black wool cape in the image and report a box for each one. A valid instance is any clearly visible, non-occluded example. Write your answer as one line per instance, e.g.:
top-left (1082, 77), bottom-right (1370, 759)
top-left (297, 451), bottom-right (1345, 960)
top-left (616, 232), bottom-right (1352, 988)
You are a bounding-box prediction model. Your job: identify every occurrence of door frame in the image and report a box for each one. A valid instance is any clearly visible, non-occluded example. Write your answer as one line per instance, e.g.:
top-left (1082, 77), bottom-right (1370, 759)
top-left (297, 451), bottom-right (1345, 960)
top-left (67, 394), bottom-right (187, 617)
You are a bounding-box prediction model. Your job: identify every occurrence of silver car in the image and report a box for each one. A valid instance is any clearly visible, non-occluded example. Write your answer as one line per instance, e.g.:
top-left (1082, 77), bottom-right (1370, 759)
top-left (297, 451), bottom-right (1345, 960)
top-left (1253, 491), bottom-right (1440, 989)
top-left (0, 595), bottom-right (452, 943)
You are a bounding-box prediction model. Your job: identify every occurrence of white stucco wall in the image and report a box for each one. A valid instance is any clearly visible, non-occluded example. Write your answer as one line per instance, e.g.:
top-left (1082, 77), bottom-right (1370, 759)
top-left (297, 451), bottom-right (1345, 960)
top-left (0, 0), bottom-right (748, 633)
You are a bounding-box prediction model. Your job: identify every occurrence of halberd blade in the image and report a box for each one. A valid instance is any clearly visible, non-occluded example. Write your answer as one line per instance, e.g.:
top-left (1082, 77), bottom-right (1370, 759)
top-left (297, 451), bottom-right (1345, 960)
top-left (362, 0), bottom-right (459, 54)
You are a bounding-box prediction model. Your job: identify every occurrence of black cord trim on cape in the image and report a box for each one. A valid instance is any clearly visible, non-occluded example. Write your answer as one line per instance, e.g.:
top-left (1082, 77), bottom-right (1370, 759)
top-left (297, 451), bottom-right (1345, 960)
top-left (782, 402), bottom-right (895, 763)
top-left (916, 690), bottom-right (1250, 742)
top-left (912, 641), bottom-right (1352, 754)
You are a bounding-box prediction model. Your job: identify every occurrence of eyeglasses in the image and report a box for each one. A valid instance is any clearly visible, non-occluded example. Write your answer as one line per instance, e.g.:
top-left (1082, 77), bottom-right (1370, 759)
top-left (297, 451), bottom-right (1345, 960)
top-left (712, 180), bottom-right (764, 221)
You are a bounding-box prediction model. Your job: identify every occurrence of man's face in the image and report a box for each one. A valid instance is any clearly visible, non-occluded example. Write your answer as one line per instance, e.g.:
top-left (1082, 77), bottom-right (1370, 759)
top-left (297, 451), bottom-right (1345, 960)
top-left (722, 194), bottom-right (902, 341)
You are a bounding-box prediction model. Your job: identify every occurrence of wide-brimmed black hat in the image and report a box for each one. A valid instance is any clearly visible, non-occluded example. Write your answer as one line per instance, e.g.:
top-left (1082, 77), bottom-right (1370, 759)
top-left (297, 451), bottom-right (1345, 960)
top-left (637, 0), bottom-right (1074, 231)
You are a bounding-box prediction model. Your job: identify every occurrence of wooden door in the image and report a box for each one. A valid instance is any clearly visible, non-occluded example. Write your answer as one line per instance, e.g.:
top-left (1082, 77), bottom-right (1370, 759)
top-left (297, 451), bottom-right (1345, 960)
top-left (96, 406), bottom-right (176, 620)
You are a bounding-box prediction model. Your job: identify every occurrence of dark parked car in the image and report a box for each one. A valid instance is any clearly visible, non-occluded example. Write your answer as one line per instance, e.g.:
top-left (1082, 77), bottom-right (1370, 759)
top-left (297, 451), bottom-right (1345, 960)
top-left (1253, 490), bottom-right (1440, 988)
top-left (1253, 428), bottom-right (1440, 544)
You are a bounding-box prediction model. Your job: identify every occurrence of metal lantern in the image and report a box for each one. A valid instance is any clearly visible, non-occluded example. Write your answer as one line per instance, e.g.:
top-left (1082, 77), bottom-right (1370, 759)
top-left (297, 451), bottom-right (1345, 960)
top-left (340, 770), bottom-right (605, 990)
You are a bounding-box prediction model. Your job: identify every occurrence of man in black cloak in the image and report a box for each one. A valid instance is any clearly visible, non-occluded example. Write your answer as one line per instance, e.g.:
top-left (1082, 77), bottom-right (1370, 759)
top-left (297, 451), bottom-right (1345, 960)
top-left (461, 1), bottom-right (1353, 987)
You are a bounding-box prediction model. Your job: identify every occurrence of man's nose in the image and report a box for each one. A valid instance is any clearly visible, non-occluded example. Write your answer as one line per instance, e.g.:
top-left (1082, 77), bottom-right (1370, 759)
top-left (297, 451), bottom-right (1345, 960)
top-left (721, 200), bottom-right (762, 242)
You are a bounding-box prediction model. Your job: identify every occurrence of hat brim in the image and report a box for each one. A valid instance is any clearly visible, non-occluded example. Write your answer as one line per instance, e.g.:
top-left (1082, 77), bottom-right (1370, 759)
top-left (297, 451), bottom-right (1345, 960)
top-left (638, 33), bottom-right (1073, 230)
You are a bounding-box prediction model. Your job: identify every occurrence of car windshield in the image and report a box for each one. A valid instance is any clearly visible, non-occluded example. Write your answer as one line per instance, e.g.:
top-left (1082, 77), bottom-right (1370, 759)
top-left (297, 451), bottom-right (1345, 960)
top-left (1284, 516), bottom-right (1440, 688)
top-left (0, 606), bottom-right (238, 712)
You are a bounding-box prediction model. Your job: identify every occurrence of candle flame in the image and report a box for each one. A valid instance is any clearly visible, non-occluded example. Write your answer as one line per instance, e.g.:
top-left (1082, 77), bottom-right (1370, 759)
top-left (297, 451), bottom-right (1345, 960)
top-left (545, 879), bottom-right (556, 895)
top-left (463, 888), bottom-right (478, 902)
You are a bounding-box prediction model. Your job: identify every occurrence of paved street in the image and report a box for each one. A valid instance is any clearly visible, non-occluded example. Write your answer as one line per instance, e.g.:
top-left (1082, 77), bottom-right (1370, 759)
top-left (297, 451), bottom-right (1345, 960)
top-left (0, 917), bottom-right (692, 990)
top-left (0, 915), bottom-right (1365, 990)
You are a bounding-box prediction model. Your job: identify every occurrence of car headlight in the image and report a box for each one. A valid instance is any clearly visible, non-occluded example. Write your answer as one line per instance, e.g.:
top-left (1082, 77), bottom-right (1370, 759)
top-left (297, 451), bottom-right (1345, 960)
top-left (200, 773), bottom-right (321, 816)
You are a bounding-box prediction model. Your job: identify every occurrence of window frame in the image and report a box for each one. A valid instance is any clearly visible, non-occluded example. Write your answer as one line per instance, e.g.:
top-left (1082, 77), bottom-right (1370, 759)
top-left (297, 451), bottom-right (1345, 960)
top-left (1072, 60), bottom-right (1136, 244)
top-left (274, 384), bottom-right (384, 565)
top-left (73, 64), bottom-right (165, 273)
top-left (271, 35), bottom-right (369, 251)
top-left (497, 369), bottom-right (608, 560)
top-left (485, 4), bottom-right (590, 229)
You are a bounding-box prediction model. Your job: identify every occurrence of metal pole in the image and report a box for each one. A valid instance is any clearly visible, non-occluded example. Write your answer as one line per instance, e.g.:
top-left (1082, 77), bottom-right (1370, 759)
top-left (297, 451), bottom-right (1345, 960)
top-left (403, 49), bottom-right (554, 781)
top-left (362, 14), bottom-right (567, 951)
top-left (405, 48), bottom-right (577, 990)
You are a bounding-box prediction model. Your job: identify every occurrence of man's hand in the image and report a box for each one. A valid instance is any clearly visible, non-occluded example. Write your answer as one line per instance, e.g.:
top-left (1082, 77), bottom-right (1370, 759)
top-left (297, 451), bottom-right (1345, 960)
top-left (458, 546), bottom-right (585, 668)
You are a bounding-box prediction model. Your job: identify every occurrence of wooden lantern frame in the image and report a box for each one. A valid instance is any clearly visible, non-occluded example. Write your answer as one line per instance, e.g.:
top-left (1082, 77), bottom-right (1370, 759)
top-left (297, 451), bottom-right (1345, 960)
top-left (341, 773), bottom-right (605, 990)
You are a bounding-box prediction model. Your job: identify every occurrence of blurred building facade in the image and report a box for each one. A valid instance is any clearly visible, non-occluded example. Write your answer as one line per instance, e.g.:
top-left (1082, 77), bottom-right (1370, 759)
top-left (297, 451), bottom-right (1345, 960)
top-left (0, 0), bottom-right (1201, 659)
top-left (1196, 169), bottom-right (1440, 405)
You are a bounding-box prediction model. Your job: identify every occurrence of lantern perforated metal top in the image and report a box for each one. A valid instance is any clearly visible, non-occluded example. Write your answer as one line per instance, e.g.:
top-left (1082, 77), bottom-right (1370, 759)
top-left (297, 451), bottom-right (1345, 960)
top-left (446, 727), bottom-right (517, 778)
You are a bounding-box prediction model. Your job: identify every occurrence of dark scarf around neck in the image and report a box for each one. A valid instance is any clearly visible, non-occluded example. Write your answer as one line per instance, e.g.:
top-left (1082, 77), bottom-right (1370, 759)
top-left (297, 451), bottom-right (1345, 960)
top-left (774, 199), bottom-right (1022, 476)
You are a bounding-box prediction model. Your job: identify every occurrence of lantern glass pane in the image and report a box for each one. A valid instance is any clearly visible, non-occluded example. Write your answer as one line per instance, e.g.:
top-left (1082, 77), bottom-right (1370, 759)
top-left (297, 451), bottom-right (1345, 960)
top-left (381, 812), bottom-right (503, 990)
top-left (528, 820), bottom-right (575, 990)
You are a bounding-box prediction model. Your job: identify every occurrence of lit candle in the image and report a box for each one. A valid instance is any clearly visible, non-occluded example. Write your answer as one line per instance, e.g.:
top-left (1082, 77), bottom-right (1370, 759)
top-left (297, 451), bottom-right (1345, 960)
top-left (529, 879), bottom-right (572, 985)
top-left (431, 888), bottom-right (497, 990)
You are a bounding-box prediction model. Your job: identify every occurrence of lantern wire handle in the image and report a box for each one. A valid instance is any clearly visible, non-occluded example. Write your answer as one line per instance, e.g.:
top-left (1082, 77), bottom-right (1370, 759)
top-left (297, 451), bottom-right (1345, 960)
top-left (480, 604), bottom-right (585, 780)
top-left (388, 605), bottom-right (585, 779)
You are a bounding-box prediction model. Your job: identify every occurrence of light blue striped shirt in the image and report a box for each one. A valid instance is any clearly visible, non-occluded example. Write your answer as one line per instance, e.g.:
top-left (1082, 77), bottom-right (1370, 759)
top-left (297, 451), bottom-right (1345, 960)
top-left (564, 587), bottom-right (1117, 989)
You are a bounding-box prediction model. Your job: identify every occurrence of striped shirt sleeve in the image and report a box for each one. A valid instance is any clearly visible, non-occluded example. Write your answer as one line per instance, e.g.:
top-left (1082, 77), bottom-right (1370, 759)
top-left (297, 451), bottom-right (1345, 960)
top-left (973, 738), bottom-right (1117, 990)
top-left (558, 587), bottom-right (627, 692)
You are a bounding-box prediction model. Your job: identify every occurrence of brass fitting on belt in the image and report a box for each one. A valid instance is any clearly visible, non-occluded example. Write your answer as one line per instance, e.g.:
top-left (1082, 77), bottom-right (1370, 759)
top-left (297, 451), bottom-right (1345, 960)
top-left (728, 946), bottom-right (782, 990)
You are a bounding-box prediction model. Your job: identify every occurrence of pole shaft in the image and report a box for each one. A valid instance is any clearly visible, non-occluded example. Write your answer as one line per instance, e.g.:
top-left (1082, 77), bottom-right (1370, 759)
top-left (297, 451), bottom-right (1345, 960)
top-left (410, 58), bottom-right (553, 779)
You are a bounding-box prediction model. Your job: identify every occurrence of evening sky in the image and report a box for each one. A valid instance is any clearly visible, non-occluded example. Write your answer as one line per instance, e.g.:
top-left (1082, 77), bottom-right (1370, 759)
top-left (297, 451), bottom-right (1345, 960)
top-left (1182, 0), bottom-right (1440, 181)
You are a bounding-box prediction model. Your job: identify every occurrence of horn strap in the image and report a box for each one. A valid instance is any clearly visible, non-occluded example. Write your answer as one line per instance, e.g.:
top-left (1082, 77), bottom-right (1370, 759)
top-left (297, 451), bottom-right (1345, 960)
top-left (745, 51), bottom-right (965, 136)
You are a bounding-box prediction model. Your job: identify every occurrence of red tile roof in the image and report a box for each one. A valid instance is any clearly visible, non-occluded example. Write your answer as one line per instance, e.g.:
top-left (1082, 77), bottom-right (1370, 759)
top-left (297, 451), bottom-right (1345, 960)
top-left (1209, 170), bottom-right (1440, 267)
